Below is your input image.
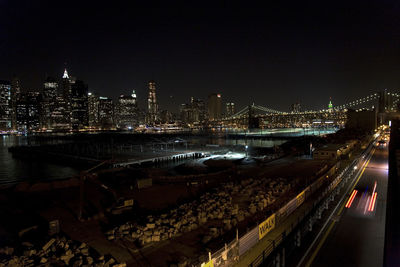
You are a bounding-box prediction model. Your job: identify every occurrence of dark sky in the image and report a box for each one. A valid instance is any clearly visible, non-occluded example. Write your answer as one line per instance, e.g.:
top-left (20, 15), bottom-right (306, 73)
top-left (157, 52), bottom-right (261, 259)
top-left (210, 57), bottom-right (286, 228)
top-left (1, 1), bottom-right (400, 112)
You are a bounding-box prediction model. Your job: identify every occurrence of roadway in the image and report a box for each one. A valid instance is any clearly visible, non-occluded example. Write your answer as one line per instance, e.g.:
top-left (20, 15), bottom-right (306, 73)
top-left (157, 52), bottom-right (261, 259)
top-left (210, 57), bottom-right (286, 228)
top-left (305, 143), bottom-right (388, 267)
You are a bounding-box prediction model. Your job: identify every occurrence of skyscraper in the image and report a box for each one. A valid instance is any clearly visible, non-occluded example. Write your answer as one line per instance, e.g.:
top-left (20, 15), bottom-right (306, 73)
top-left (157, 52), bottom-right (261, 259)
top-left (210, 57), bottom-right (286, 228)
top-left (146, 81), bottom-right (158, 125)
top-left (117, 90), bottom-right (139, 129)
top-left (98, 97), bottom-right (114, 129)
top-left (10, 76), bottom-right (21, 130)
top-left (61, 68), bottom-right (73, 128)
top-left (70, 80), bottom-right (89, 130)
top-left (328, 98), bottom-right (333, 112)
top-left (61, 69), bottom-right (71, 99)
top-left (208, 93), bottom-right (222, 121)
top-left (88, 92), bottom-right (99, 128)
top-left (26, 91), bottom-right (41, 131)
top-left (51, 95), bottom-right (69, 130)
top-left (43, 77), bottom-right (58, 99)
top-left (42, 77), bottom-right (58, 129)
top-left (16, 91), bottom-right (42, 132)
top-left (0, 80), bottom-right (11, 131)
top-left (180, 97), bottom-right (206, 125)
top-left (226, 102), bottom-right (235, 117)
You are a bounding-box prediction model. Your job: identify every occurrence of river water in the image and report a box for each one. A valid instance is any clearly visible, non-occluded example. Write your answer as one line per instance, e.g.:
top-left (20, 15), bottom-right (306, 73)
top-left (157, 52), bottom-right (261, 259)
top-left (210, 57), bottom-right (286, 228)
top-left (0, 135), bottom-right (80, 185)
top-left (0, 127), bottom-right (338, 184)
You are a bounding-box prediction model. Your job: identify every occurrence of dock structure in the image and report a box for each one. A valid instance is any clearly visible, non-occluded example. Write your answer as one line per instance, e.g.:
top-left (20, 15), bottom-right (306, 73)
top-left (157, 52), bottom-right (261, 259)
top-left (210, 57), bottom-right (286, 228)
top-left (112, 151), bottom-right (205, 168)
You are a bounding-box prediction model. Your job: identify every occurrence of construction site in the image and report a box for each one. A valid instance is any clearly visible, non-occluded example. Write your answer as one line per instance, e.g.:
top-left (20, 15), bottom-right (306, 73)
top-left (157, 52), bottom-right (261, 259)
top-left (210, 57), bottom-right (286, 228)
top-left (0, 130), bottom-right (371, 266)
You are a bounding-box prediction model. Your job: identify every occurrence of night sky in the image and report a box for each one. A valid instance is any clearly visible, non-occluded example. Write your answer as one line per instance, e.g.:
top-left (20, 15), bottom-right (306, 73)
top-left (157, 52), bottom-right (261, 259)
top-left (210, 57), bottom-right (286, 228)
top-left (1, 1), bottom-right (400, 112)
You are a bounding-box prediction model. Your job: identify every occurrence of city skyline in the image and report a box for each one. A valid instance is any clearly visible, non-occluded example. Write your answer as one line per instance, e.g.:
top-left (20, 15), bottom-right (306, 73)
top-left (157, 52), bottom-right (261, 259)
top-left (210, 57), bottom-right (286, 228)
top-left (0, 2), bottom-right (398, 266)
top-left (2, 1), bottom-right (400, 112)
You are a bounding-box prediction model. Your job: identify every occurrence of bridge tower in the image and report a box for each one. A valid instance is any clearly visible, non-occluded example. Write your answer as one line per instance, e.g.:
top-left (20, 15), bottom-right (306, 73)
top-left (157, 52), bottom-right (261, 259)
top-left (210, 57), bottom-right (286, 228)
top-left (378, 89), bottom-right (394, 113)
top-left (377, 89), bottom-right (397, 125)
top-left (248, 104), bottom-right (260, 129)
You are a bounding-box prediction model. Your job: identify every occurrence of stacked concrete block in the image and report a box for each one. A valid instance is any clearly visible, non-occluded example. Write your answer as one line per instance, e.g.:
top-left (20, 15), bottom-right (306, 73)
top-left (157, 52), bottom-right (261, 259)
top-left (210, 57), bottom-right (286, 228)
top-left (107, 176), bottom-right (294, 247)
top-left (0, 235), bottom-right (123, 267)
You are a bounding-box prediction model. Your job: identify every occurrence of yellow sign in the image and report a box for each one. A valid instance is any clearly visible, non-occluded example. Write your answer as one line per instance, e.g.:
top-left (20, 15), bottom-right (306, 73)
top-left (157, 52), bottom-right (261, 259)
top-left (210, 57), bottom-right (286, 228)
top-left (259, 213), bottom-right (276, 240)
top-left (124, 199), bottom-right (134, 206)
top-left (202, 259), bottom-right (214, 267)
top-left (296, 191), bottom-right (305, 207)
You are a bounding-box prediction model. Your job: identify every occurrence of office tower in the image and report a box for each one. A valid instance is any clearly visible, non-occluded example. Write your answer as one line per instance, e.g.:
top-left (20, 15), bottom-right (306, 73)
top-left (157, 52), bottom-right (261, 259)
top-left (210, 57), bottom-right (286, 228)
top-left (191, 98), bottom-right (206, 123)
top-left (159, 109), bottom-right (172, 124)
top-left (226, 102), bottom-right (235, 117)
top-left (10, 76), bottom-right (21, 130)
top-left (180, 103), bottom-right (191, 124)
top-left (98, 97), bottom-right (113, 129)
top-left (26, 91), bottom-right (41, 131)
top-left (117, 90), bottom-right (139, 129)
top-left (328, 98), bottom-right (333, 111)
top-left (180, 97), bottom-right (206, 125)
top-left (88, 92), bottom-right (99, 128)
top-left (146, 81), bottom-right (158, 124)
top-left (43, 77), bottom-right (58, 99)
top-left (42, 77), bottom-right (58, 129)
top-left (16, 94), bottom-right (27, 132)
top-left (16, 91), bottom-right (42, 132)
top-left (0, 80), bottom-right (11, 131)
top-left (51, 95), bottom-right (70, 130)
top-left (61, 68), bottom-right (73, 128)
top-left (208, 93), bottom-right (222, 120)
top-left (70, 80), bottom-right (88, 129)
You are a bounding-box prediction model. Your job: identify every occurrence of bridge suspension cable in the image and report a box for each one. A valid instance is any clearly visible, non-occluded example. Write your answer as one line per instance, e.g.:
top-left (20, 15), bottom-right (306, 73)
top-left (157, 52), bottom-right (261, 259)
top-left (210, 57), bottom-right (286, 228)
top-left (225, 103), bottom-right (284, 120)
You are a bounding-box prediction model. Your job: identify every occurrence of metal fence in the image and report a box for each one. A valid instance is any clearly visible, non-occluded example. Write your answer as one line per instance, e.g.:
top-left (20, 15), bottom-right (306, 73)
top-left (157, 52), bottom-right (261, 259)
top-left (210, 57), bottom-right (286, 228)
top-left (209, 238), bottom-right (239, 267)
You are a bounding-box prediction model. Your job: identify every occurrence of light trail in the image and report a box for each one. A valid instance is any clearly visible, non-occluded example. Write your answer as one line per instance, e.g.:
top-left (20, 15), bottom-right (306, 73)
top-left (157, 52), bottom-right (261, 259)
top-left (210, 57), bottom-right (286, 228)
top-left (368, 192), bottom-right (377, 212)
top-left (345, 190), bottom-right (358, 208)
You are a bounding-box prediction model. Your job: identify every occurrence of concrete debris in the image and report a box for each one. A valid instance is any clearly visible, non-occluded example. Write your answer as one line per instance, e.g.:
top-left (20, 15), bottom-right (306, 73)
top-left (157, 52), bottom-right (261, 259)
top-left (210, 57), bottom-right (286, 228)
top-left (107, 177), bottom-right (292, 246)
top-left (0, 235), bottom-right (123, 267)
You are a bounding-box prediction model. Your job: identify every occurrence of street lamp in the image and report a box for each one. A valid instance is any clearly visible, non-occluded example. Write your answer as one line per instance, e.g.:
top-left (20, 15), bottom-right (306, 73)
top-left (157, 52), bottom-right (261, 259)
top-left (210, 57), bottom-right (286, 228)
top-left (245, 145), bottom-right (248, 157)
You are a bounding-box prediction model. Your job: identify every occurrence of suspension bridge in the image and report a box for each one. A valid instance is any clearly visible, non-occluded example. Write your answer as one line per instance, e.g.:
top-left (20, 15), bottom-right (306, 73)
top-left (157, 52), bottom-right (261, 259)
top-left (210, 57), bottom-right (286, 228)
top-left (211, 90), bottom-right (400, 129)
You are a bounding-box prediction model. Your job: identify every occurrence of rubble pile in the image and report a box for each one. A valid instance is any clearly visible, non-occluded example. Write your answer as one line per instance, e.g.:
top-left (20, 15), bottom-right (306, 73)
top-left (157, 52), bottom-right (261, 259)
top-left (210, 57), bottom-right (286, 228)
top-left (0, 236), bottom-right (125, 267)
top-left (107, 177), bottom-right (292, 246)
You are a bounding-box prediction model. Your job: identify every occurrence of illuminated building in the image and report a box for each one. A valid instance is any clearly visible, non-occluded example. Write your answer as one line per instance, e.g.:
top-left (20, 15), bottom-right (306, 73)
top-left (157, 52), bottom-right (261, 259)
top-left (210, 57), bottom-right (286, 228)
top-left (159, 109), bottom-right (172, 124)
top-left (26, 92), bottom-right (41, 131)
top-left (226, 102), bottom-right (235, 117)
top-left (88, 92), bottom-right (99, 127)
top-left (16, 91), bottom-right (42, 132)
top-left (191, 98), bottom-right (206, 123)
top-left (146, 81), bottom-right (158, 125)
top-left (180, 97), bottom-right (206, 125)
top-left (208, 93), bottom-right (222, 120)
top-left (98, 97), bottom-right (114, 129)
top-left (117, 90), bottom-right (139, 129)
top-left (10, 76), bottom-right (21, 130)
top-left (0, 80), bottom-right (11, 131)
top-left (61, 68), bottom-right (74, 128)
top-left (51, 96), bottom-right (70, 130)
top-left (328, 98), bottom-right (333, 111)
top-left (70, 80), bottom-right (89, 129)
top-left (16, 96), bottom-right (27, 132)
top-left (42, 77), bottom-right (58, 129)
top-left (180, 103), bottom-right (191, 124)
